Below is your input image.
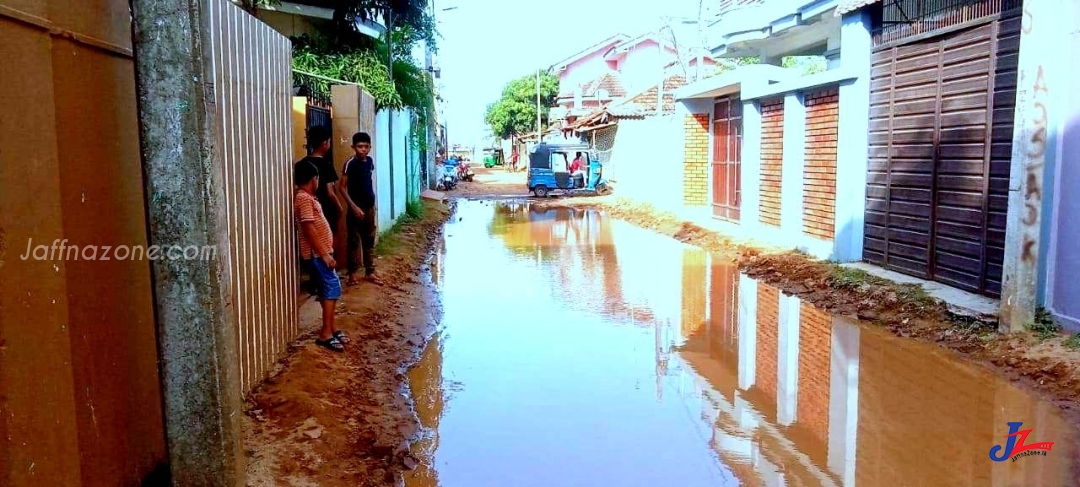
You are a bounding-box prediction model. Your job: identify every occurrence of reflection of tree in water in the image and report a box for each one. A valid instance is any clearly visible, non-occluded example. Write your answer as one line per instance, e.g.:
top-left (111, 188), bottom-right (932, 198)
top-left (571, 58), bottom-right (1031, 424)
top-left (406, 336), bottom-right (446, 487)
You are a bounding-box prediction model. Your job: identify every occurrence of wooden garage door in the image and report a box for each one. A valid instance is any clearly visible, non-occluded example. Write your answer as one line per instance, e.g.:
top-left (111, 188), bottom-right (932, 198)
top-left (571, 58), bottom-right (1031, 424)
top-left (865, 14), bottom-right (1019, 297)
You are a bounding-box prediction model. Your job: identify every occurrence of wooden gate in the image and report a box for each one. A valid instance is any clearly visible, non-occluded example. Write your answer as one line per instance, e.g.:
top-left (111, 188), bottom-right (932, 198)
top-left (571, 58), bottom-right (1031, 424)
top-left (711, 96), bottom-right (742, 221)
top-left (864, 6), bottom-right (1020, 297)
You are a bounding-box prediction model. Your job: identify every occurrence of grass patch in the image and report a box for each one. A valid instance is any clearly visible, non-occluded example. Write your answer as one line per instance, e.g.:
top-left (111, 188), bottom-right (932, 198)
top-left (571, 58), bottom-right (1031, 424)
top-left (406, 200), bottom-right (424, 219)
top-left (1063, 333), bottom-right (1080, 350)
top-left (374, 209), bottom-right (421, 255)
top-left (826, 265), bottom-right (878, 290)
top-left (1025, 308), bottom-right (1061, 340)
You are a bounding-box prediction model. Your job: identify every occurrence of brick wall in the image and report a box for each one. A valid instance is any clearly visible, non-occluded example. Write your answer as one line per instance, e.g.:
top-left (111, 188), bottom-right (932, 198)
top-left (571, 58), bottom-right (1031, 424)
top-left (760, 99), bottom-right (784, 227)
top-left (755, 284), bottom-right (780, 402)
top-left (684, 113), bottom-right (710, 206)
top-left (796, 303), bottom-right (832, 449)
top-left (803, 87), bottom-right (839, 241)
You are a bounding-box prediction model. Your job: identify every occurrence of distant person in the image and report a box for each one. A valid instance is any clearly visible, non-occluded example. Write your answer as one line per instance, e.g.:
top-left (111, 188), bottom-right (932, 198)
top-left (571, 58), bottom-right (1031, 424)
top-left (294, 160), bottom-right (348, 352)
top-left (510, 147), bottom-right (520, 171)
top-left (340, 132), bottom-right (380, 286)
top-left (299, 126), bottom-right (343, 239)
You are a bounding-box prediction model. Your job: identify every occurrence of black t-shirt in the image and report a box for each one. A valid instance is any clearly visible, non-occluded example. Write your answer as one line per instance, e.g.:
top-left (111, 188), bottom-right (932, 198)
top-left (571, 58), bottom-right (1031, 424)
top-left (343, 155), bottom-right (376, 209)
top-left (299, 155), bottom-right (338, 212)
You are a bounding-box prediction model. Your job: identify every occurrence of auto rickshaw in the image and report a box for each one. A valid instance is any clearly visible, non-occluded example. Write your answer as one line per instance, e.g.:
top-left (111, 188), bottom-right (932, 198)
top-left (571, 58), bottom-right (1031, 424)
top-left (526, 142), bottom-right (611, 197)
top-left (482, 147), bottom-right (504, 168)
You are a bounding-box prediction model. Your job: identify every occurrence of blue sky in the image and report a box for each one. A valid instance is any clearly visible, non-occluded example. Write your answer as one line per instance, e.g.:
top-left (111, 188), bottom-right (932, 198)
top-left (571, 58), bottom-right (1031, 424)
top-left (434, 0), bottom-right (698, 146)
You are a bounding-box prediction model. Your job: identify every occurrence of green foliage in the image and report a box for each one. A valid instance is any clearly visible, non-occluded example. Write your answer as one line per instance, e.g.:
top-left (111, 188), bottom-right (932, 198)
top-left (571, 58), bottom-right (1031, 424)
top-left (1026, 308), bottom-right (1062, 340)
top-left (406, 200), bottom-right (424, 219)
top-left (1064, 333), bottom-right (1080, 350)
top-left (484, 72), bottom-right (561, 139)
top-left (292, 35), bottom-right (401, 108)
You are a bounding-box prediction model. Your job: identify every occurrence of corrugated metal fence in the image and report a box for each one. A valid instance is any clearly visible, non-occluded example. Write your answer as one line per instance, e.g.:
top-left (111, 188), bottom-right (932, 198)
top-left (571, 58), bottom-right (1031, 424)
top-left (204, 0), bottom-right (298, 394)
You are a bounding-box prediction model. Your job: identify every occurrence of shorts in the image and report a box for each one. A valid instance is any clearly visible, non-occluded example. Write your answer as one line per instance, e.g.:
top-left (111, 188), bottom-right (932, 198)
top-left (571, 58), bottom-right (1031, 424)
top-left (304, 254), bottom-right (342, 301)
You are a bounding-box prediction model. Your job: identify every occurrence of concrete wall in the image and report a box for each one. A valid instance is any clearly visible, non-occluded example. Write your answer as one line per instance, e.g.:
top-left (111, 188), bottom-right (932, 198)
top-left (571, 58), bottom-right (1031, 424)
top-left (603, 115), bottom-right (684, 213)
top-left (1041, 3), bottom-right (1080, 331)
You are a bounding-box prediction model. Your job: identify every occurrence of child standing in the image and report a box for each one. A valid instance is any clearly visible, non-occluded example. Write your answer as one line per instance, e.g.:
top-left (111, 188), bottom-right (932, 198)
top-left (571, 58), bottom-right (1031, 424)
top-left (294, 160), bottom-right (350, 352)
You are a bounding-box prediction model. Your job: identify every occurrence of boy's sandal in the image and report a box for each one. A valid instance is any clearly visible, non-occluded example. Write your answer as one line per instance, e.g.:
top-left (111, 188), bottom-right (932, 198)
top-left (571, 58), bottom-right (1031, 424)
top-left (333, 330), bottom-right (351, 344)
top-left (345, 277), bottom-right (360, 286)
top-left (315, 336), bottom-right (345, 352)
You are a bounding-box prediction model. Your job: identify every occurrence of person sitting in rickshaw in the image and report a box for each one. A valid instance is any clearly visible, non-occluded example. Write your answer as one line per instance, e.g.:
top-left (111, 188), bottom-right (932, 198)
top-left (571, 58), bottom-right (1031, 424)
top-left (569, 152), bottom-right (586, 186)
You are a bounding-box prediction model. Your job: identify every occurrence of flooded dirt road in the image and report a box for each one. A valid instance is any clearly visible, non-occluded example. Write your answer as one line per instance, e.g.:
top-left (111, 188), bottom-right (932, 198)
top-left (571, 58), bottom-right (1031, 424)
top-left (405, 200), bottom-right (1078, 487)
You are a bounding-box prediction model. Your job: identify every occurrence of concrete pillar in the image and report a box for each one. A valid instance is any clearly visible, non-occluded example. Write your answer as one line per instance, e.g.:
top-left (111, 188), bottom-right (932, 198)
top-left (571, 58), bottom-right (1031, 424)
top-left (331, 85), bottom-right (361, 266)
top-left (1000, 0), bottom-right (1063, 331)
top-left (776, 293), bottom-right (801, 426)
top-left (738, 274), bottom-right (759, 390)
top-left (742, 100), bottom-right (763, 229)
top-left (292, 96), bottom-right (308, 161)
top-left (375, 110), bottom-right (393, 229)
top-left (130, 1), bottom-right (244, 485)
top-left (781, 93), bottom-right (806, 238)
top-left (834, 11), bottom-right (873, 262)
top-left (827, 317), bottom-right (859, 486)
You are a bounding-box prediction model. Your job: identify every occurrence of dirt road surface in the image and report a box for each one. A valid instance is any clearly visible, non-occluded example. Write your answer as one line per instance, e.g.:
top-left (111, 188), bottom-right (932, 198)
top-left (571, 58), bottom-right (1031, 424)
top-left (244, 201), bottom-right (451, 487)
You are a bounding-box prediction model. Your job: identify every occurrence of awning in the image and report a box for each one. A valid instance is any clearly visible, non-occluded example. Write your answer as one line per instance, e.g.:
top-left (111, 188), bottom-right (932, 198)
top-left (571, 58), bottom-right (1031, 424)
top-left (674, 64), bottom-right (796, 100)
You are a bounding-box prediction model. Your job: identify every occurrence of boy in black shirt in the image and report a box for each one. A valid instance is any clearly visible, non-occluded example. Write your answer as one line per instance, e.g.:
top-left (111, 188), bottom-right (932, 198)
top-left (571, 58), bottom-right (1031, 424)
top-left (341, 132), bottom-right (379, 286)
top-left (298, 126), bottom-right (343, 238)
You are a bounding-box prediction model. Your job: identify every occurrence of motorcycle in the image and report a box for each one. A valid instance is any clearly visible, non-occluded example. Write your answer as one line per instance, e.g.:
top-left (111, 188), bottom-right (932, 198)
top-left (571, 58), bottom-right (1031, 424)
top-left (456, 162), bottom-right (475, 182)
top-left (438, 163), bottom-right (457, 191)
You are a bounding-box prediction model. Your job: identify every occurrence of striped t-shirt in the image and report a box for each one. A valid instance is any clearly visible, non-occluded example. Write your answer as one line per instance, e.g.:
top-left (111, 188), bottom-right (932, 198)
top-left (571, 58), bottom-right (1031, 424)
top-left (294, 189), bottom-right (334, 260)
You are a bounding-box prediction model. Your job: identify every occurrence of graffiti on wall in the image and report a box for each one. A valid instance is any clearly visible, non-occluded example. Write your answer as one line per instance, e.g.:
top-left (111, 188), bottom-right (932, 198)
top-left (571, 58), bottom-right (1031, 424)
top-left (1014, 2), bottom-right (1047, 263)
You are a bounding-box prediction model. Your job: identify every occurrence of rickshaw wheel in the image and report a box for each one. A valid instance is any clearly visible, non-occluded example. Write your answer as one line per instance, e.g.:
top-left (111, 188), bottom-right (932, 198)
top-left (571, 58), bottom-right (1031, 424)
top-left (533, 185), bottom-right (549, 198)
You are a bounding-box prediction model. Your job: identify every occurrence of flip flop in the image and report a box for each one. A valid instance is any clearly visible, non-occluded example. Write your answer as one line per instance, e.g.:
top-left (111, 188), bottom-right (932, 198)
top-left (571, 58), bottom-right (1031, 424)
top-left (315, 336), bottom-right (345, 352)
top-left (333, 330), bottom-right (351, 344)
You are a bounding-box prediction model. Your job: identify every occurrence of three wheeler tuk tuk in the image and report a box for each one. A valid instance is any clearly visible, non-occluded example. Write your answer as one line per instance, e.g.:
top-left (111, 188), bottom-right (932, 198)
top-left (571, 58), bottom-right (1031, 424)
top-left (526, 142), bottom-right (611, 197)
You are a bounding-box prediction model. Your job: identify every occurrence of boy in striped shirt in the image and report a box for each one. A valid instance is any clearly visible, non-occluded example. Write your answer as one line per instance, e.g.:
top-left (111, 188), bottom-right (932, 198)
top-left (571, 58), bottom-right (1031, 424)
top-left (294, 160), bottom-right (349, 352)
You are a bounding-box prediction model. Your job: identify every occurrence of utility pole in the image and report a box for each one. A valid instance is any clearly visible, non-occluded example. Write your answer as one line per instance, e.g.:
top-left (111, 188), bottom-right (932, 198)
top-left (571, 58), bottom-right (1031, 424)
top-left (536, 68), bottom-right (543, 143)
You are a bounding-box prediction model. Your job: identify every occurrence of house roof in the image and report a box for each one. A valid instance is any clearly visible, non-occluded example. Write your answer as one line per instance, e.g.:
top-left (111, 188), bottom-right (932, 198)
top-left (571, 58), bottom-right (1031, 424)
top-left (551, 34), bottom-right (631, 72)
top-left (568, 74), bottom-right (688, 132)
top-left (557, 71), bottom-right (628, 99)
top-left (835, 0), bottom-right (882, 15)
top-left (602, 32), bottom-right (678, 60)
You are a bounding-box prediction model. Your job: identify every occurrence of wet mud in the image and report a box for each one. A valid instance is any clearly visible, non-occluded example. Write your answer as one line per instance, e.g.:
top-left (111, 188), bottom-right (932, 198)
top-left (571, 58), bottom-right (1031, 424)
top-left (243, 200), bottom-right (452, 487)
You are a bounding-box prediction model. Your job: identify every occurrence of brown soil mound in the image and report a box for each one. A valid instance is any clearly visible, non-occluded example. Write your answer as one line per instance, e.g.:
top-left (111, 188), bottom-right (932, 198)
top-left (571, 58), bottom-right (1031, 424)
top-left (243, 200), bottom-right (452, 487)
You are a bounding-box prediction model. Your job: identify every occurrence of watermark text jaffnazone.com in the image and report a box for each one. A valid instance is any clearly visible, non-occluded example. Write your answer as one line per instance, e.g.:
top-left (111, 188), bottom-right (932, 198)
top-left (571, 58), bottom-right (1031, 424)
top-left (20, 239), bottom-right (217, 261)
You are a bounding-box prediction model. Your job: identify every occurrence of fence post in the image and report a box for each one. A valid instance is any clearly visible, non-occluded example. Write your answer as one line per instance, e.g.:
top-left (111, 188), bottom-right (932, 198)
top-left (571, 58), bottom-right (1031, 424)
top-left (130, 1), bottom-right (244, 486)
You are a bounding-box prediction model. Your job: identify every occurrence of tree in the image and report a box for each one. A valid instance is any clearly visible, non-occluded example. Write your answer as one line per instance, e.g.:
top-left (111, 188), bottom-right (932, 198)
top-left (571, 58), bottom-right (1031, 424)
top-left (484, 72), bottom-right (560, 140)
top-left (248, 0), bottom-right (436, 50)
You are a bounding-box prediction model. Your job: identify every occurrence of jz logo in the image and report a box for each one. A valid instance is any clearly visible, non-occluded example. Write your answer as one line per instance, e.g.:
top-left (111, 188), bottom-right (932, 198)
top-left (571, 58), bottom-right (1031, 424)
top-left (989, 422), bottom-right (1054, 462)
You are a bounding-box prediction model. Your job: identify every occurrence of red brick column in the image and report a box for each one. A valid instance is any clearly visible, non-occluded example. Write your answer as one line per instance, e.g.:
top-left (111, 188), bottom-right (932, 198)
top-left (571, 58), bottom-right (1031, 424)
top-left (803, 87), bottom-right (839, 241)
top-left (760, 99), bottom-right (785, 227)
top-left (683, 113), bottom-right (710, 206)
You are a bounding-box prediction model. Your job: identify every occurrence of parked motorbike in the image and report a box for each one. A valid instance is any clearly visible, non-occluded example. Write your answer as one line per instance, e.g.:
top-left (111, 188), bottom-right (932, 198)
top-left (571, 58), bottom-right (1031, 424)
top-left (438, 164), bottom-right (457, 191)
top-left (457, 163), bottom-right (475, 182)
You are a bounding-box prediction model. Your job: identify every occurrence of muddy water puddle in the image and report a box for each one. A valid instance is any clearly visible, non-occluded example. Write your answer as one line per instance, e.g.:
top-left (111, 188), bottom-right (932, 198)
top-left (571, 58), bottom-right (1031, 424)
top-left (406, 200), bottom-right (1078, 487)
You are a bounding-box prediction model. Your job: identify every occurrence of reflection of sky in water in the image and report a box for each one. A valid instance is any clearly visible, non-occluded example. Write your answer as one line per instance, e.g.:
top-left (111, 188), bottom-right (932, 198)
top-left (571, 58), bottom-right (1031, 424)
top-left (405, 200), bottom-right (1078, 487)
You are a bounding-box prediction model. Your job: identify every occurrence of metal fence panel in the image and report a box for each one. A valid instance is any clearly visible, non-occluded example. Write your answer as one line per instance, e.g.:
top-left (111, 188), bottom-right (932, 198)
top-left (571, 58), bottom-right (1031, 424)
top-left (205, 0), bottom-right (297, 394)
top-left (0, 1), bottom-right (167, 485)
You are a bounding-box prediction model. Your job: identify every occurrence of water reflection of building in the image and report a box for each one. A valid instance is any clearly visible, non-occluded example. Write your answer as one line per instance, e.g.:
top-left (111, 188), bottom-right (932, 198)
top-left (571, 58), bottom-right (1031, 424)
top-left (674, 255), bottom-right (1075, 487)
